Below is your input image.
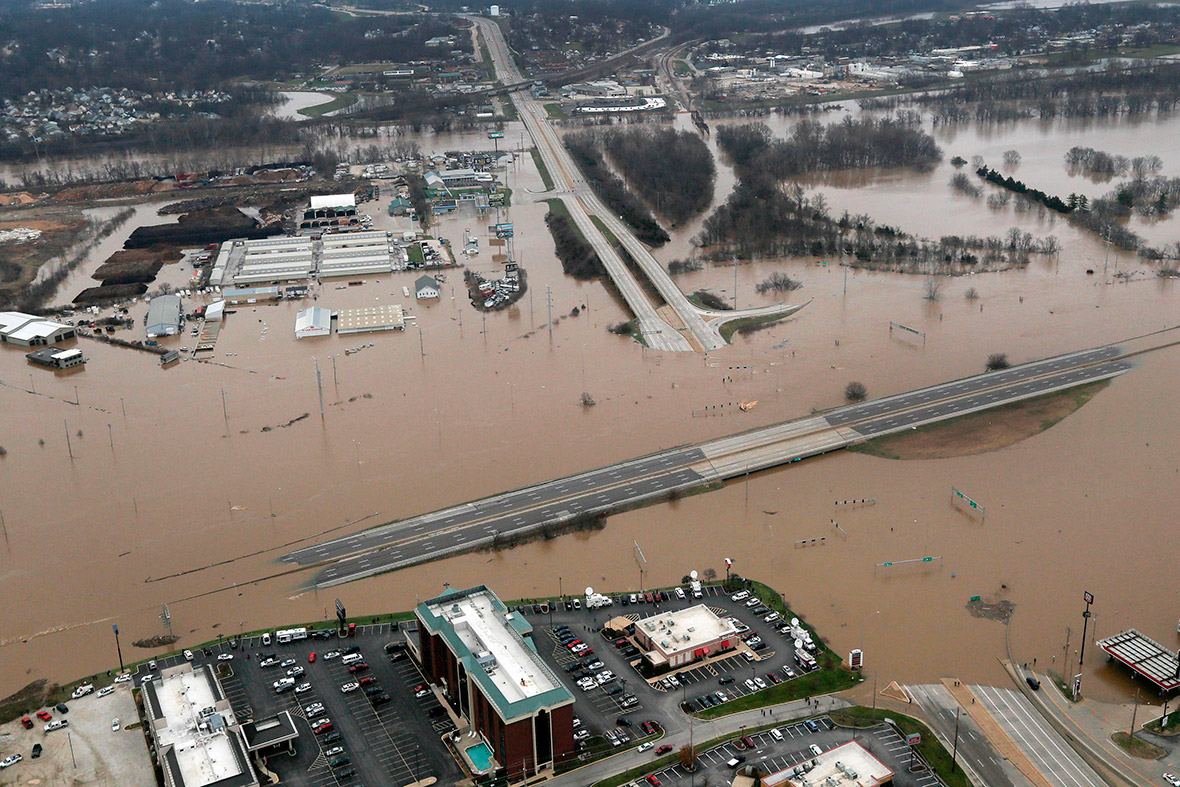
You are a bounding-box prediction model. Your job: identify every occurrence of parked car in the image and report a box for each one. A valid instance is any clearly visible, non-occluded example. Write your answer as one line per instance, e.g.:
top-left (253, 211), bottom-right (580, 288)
top-left (295, 683), bottom-right (312, 694)
top-left (30, 744), bottom-right (42, 759)
top-left (347, 662), bottom-right (369, 674)
top-left (656, 744), bottom-right (673, 755)
top-left (719, 676), bottom-right (734, 685)
top-left (805, 719), bottom-right (820, 732)
top-left (0, 754), bottom-right (22, 769)
top-left (313, 720), bottom-right (334, 735)
top-left (44, 720), bottom-right (68, 732)
top-left (55, 704), bottom-right (69, 714)
top-left (36, 711), bottom-right (51, 721)
top-left (279, 658), bottom-right (297, 668)
top-left (341, 682), bottom-right (360, 693)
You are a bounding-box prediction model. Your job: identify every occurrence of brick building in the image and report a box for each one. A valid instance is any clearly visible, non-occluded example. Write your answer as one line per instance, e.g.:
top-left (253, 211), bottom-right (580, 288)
top-left (416, 586), bottom-right (575, 782)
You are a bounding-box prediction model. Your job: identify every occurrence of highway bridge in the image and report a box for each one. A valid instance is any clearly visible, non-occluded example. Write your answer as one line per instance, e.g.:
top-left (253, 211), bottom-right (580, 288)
top-left (281, 346), bottom-right (1130, 587)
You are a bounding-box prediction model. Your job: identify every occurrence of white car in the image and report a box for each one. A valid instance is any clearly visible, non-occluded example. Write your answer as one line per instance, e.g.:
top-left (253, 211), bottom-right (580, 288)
top-left (286, 666), bottom-right (305, 678)
top-left (112, 718), bottom-right (120, 731)
top-left (0, 754), bottom-right (22, 769)
top-left (605, 731), bottom-right (619, 746)
top-left (45, 720), bottom-right (68, 732)
top-left (745, 679), bottom-right (757, 691)
top-left (1164, 776), bottom-right (1180, 787)
top-left (97, 685), bottom-right (115, 698)
top-left (303, 703), bottom-right (325, 717)
top-left (668, 676), bottom-right (680, 688)
top-left (414, 688), bottom-right (431, 699)
top-left (637, 742), bottom-right (653, 753)
top-left (340, 682), bottom-right (360, 693)
top-left (573, 729), bottom-right (591, 741)
top-left (295, 683), bottom-right (312, 694)
top-left (595, 671), bottom-right (615, 684)
top-left (217, 654), bottom-right (234, 661)
top-left (572, 717), bottom-right (582, 728)
top-left (809, 744), bottom-right (823, 757)
top-left (764, 612), bottom-right (781, 623)
top-left (183, 650), bottom-right (194, 661)
top-left (745, 597), bottom-right (762, 608)
top-left (716, 690), bottom-right (728, 701)
top-left (113, 673), bottom-right (133, 683)
top-left (280, 658), bottom-right (297, 668)
top-left (675, 588), bottom-right (686, 599)
top-left (140, 675), bottom-right (154, 685)
top-left (730, 591), bottom-right (749, 602)
top-left (324, 746), bottom-right (345, 757)
top-left (71, 684), bottom-right (94, 699)
top-left (578, 679), bottom-right (596, 692)
top-left (754, 677), bottom-right (767, 689)
top-left (312, 717), bottom-right (331, 729)
top-left (323, 650), bottom-right (341, 660)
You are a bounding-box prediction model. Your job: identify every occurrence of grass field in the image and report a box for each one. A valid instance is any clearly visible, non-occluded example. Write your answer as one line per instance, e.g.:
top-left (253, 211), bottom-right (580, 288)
top-left (531, 149), bottom-right (555, 191)
top-left (298, 92), bottom-right (358, 118)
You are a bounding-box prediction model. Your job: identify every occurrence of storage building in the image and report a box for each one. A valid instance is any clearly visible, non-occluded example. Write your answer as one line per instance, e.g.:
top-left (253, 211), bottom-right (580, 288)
top-left (415, 275), bottom-right (440, 299)
top-left (0, 312), bottom-right (76, 347)
top-left (145, 295), bottom-right (183, 338)
top-left (294, 307), bottom-right (332, 339)
top-left (336, 304), bottom-right (404, 334)
top-left (27, 347), bottom-right (86, 369)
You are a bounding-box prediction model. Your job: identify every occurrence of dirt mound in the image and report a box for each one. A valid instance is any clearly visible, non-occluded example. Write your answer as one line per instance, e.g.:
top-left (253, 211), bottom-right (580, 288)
top-left (73, 282), bottom-right (149, 304)
top-left (126, 205), bottom-right (272, 249)
top-left (966, 597), bottom-right (1015, 623)
top-left (132, 634), bottom-right (179, 649)
top-left (92, 247), bottom-right (180, 284)
top-left (52, 180), bottom-right (174, 202)
top-left (0, 678), bottom-right (59, 724)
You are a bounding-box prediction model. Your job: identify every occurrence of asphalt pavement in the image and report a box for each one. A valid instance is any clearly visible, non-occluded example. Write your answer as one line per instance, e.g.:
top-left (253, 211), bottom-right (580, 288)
top-left (908, 683), bottom-right (1027, 787)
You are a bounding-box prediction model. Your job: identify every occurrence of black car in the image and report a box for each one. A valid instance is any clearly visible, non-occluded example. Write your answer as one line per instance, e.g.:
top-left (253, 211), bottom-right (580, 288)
top-left (311, 630), bottom-right (333, 640)
top-left (564, 663), bottom-right (581, 673)
top-left (370, 693), bottom-right (391, 705)
top-left (31, 744), bottom-right (42, 759)
top-left (719, 675), bottom-right (734, 685)
top-left (621, 596), bottom-right (630, 606)
top-left (660, 591), bottom-right (669, 602)
top-left (364, 685), bottom-right (384, 696)
top-left (336, 767), bottom-right (356, 779)
top-left (606, 685), bottom-right (624, 696)
top-left (429, 706), bottom-right (447, 718)
top-left (322, 732), bottom-right (342, 745)
top-left (55, 703), bottom-right (69, 714)
top-left (342, 645), bottom-right (361, 655)
top-left (532, 604), bottom-right (542, 614)
top-left (617, 716), bottom-right (632, 726)
top-left (384, 641), bottom-right (406, 653)
top-left (1026, 676), bottom-right (1041, 691)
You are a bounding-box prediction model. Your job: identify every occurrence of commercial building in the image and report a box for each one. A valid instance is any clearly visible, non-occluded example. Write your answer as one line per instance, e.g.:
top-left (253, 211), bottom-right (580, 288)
top-left (416, 275), bottom-right (440, 299)
top-left (416, 586), bottom-right (575, 782)
top-left (1097, 629), bottom-right (1180, 694)
top-left (438, 168), bottom-right (494, 188)
top-left (223, 286), bottom-right (280, 305)
top-left (146, 295), bottom-right (183, 338)
top-left (633, 605), bottom-right (738, 671)
top-left (27, 347), bottom-right (86, 369)
top-left (762, 741), bottom-right (893, 786)
top-left (233, 237), bottom-right (314, 286)
top-left (320, 231), bottom-right (397, 278)
top-left (336, 304), bottom-right (404, 334)
top-left (0, 311), bottom-right (76, 347)
top-left (141, 662), bottom-right (258, 787)
top-left (294, 307), bottom-right (332, 339)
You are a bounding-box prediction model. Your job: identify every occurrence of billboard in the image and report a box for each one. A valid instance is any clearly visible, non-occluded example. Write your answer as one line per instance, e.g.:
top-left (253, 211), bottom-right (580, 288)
top-left (488, 131), bottom-right (505, 139)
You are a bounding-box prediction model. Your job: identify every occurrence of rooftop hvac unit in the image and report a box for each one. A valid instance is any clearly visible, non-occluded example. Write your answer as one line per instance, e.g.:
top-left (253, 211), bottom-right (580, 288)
top-left (661, 640), bottom-right (670, 648)
top-left (687, 626), bottom-right (696, 633)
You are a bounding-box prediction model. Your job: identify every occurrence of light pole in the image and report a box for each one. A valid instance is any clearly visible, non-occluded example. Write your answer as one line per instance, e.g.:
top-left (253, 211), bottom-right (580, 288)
top-left (951, 708), bottom-right (961, 772)
top-left (112, 623), bottom-right (125, 675)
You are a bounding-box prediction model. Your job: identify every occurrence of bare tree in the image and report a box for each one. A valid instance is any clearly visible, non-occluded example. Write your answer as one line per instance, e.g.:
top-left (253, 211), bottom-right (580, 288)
top-left (923, 277), bottom-right (944, 301)
top-left (964, 286), bottom-right (979, 300)
top-left (1003, 149), bottom-right (1022, 167)
top-left (986, 353), bottom-right (1010, 371)
top-left (845, 381), bottom-right (867, 401)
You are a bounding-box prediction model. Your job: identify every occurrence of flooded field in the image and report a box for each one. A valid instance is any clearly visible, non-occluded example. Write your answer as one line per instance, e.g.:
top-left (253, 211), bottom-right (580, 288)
top-left (1, 107), bottom-right (1178, 708)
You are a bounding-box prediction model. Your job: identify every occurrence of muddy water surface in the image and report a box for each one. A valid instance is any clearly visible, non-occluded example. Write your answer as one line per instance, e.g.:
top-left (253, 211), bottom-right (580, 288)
top-left (2, 111), bottom-right (1179, 707)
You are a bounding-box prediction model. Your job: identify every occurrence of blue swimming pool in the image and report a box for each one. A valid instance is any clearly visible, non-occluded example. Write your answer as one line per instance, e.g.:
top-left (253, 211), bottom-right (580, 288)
top-left (465, 742), bottom-right (494, 772)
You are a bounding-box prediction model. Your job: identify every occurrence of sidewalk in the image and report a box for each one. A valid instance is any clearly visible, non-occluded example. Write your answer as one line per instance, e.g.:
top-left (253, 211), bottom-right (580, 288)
top-left (1011, 661), bottom-right (1170, 787)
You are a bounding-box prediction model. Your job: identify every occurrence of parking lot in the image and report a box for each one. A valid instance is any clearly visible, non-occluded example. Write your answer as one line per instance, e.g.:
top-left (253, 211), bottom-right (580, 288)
top-left (638, 719), bottom-right (944, 787)
top-left (133, 623), bottom-right (462, 787)
top-left (519, 583), bottom-right (834, 766)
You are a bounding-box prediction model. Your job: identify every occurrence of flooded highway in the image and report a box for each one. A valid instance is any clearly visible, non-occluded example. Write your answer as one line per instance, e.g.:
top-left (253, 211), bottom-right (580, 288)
top-left (2, 101), bottom-right (1179, 708)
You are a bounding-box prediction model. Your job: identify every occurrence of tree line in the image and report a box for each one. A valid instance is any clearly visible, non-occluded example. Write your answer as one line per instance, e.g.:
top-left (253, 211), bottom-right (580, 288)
top-left (1064, 147), bottom-right (1163, 180)
top-left (975, 166), bottom-right (1072, 214)
top-left (564, 130), bottom-right (670, 247)
top-left (544, 201), bottom-right (607, 279)
top-left (577, 125), bottom-right (715, 227)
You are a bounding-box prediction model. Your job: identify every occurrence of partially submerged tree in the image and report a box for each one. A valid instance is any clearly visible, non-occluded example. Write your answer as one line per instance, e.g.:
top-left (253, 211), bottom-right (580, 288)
top-left (845, 381), bottom-right (867, 401)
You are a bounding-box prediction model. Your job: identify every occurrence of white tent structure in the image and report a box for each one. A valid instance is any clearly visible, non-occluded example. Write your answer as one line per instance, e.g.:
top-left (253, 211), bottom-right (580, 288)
top-left (294, 307), bottom-right (331, 339)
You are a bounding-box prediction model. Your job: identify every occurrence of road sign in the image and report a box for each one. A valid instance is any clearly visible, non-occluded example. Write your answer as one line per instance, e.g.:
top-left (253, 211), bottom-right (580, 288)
top-left (488, 131), bottom-right (504, 139)
top-left (951, 487), bottom-right (985, 519)
top-left (905, 733), bottom-right (921, 746)
top-left (335, 598), bottom-right (346, 630)
top-left (849, 648), bottom-right (863, 670)
top-left (1084, 591), bottom-right (1094, 605)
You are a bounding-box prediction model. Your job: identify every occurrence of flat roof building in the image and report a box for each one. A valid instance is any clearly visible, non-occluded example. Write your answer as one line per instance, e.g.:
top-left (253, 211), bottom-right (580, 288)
top-left (223, 287), bottom-right (279, 305)
top-left (1097, 629), bottom-right (1180, 694)
top-left (294, 307), bottom-right (332, 339)
top-left (146, 295), bottom-right (183, 338)
top-left (0, 311), bottom-right (76, 347)
top-left (141, 662), bottom-right (258, 787)
top-left (762, 741), bottom-right (893, 786)
top-left (634, 604), bottom-right (738, 671)
top-left (27, 347), bottom-right (85, 368)
top-left (336, 304), bottom-right (404, 334)
top-left (417, 586), bottom-right (575, 782)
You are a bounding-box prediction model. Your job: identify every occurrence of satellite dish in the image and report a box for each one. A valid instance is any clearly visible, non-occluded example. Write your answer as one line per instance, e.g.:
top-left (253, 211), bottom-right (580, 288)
top-left (690, 570), bottom-right (699, 580)
top-left (585, 587), bottom-right (594, 597)
top-left (791, 618), bottom-right (799, 627)
top-left (794, 638), bottom-right (804, 650)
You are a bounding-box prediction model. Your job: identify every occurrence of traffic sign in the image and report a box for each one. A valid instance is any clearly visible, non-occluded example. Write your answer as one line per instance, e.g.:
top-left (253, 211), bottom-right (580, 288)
top-left (1083, 591), bottom-right (1094, 605)
top-left (488, 131), bottom-right (504, 139)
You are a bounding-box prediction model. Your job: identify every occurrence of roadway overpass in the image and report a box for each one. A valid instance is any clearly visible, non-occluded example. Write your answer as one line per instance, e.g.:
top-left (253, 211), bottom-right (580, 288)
top-left (281, 346), bottom-right (1129, 587)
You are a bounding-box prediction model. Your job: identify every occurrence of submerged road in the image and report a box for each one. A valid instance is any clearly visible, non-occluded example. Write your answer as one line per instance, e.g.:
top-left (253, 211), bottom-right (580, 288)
top-left (282, 347), bottom-right (1130, 587)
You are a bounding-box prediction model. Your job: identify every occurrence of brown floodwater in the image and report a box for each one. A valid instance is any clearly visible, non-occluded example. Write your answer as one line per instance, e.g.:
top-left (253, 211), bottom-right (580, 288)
top-left (1, 110), bottom-right (1179, 708)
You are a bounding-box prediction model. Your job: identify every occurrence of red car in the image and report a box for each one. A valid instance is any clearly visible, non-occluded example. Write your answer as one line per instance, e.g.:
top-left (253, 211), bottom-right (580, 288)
top-left (656, 744), bottom-right (673, 755)
top-left (347, 662), bottom-right (369, 674)
top-left (359, 676), bottom-right (378, 686)
top-left (20, 717), bottom-right (33, 729)
top-left (645, 593), bottom-right (654, 604)
top-left (313, 721), bottom-right (334, 734)
top-left (308, 652), bottom-right (316, 663)
top-left (740, 735), bottom-right (755, 749)
top-left (646, 775), bottom-right (660, 786)
top-left (36, 711), bottom-right (51, 722)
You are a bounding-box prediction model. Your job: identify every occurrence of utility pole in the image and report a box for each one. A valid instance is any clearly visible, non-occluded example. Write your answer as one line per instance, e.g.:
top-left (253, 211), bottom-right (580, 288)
top-left (113, 623), bottom-right (125, 674)
top-left (220, 387), bottom-right (228, 427)
top-left (733, 259), bottom-right (738, 309)
top-left (951, 709), bottom-right (961, 772)
top-left (73, 385), bottom-right (79, 406)
top-left (331, 355), bottom-right (338, 391)
top-left (108, 423), bottom-right (114, 452)
top-left (64, 419), bottom-right (74, 460)
top-left (313, 358), bottom-right (324, 418)
top-left (547, 285), bottom-right (553, 339)
top-left (418, 324), bottom-right (425, 358)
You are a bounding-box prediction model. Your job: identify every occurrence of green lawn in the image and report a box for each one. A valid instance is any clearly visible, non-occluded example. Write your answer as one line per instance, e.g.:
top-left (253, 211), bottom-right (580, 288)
top-left (298, 92), bottom-right (358, 118)
top-left (531, 149), bottom-right (555, 191)
top-left (544, 102), bottom-right (567, 119)
top-left (718, 311), bottom-right (789, 342)
top-left (408, 244), bottom-right (425, 265)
